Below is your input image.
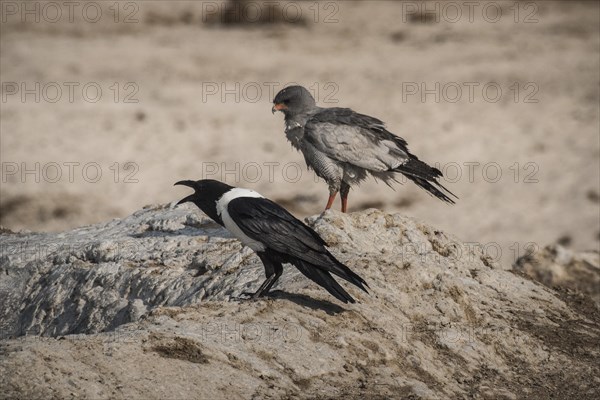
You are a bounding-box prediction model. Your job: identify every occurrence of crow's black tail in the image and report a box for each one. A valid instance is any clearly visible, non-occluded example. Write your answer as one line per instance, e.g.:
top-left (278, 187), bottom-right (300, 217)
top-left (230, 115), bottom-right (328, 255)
top-left (394, 157), bottom-right (457, 204)
top-left (288, 255), bottom-right (369, 303)
top-left (324, 258), bottom-right (369, 294)
top-left (294, 260), bottom-right (354, 303)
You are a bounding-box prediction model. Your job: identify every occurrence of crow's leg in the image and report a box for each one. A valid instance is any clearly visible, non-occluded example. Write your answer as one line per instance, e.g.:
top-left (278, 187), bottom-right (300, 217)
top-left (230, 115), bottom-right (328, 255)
top-left (340, 182), bottom-right (350, 213)
top-left (244, 253), bottom-right (283, 299)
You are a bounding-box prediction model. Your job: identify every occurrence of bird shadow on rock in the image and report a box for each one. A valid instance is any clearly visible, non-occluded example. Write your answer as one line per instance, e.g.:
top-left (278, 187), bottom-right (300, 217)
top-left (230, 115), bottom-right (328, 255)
top-left (264, 290), bottom-right (346, 315)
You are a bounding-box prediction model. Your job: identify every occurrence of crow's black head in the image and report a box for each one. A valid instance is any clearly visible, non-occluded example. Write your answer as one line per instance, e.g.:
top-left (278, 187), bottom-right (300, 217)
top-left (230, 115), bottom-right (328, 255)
top-left (272, 85), bottom-right (316, 116)
top-left (174, 179), bottom-right (233, 225)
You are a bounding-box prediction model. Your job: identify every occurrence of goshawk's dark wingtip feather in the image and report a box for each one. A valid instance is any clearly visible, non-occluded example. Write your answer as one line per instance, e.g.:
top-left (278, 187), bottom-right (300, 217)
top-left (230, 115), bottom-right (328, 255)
top-left (434, 179), bottom-right (459, 203)
top-left (408, 176), bottom-right (457, 204)
top-left (393, 157), bottom-right (457, 204)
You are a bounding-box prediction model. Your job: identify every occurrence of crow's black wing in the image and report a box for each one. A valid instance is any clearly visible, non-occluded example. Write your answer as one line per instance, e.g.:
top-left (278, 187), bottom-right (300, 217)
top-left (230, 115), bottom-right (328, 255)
top-left (227, 197), bottom-right (326, 257)
top-left (227, 197), bottom-right (367, 291)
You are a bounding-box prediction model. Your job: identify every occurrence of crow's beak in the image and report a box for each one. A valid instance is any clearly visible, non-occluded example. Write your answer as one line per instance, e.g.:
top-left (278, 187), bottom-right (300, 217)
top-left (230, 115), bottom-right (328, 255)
top-left (272, 103), bottom-right (287, 114)
top-left (174, 180), bottom-right (196, 188)
top-left (174, 180), bottom-right (196, 205)
top-left (176, 194), bottom-right (195, 205)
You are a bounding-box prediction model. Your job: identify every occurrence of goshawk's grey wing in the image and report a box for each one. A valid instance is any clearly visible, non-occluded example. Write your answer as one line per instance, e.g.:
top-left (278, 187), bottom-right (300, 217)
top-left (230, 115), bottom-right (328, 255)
top-left (226, 197), bottom-right (367, 291)
top-left (304, 108), bottom-right (410, 172)
top-left (305, 108), bottom-right (458, 204)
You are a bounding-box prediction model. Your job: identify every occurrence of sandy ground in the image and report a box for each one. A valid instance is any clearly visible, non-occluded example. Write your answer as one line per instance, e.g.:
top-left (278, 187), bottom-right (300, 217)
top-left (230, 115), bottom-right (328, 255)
top-left (1, 0), bottom-right (599, 265)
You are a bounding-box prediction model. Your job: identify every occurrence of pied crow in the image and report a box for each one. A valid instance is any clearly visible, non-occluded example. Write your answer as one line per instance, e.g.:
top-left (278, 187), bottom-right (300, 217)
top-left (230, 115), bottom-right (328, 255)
top-left (175, 179), bottom-right (368, 303)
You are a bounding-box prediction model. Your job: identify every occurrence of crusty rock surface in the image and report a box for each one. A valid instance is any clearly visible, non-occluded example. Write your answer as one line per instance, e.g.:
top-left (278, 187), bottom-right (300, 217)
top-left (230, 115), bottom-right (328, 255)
top-left (514, 244), bottom-right (600, 307)
top-left (1, 206), bottom-right (599, 399)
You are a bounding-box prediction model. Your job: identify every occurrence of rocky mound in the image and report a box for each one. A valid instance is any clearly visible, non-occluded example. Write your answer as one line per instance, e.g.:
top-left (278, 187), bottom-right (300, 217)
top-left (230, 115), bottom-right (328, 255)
top-left (0, 206), bottom-right (598, 399)
top-left (514, 244), bottom-right (600, 307)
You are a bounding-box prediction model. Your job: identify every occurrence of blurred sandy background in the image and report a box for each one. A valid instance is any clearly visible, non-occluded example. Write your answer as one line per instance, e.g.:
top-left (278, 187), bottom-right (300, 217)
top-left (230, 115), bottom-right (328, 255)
top-left (1, 0), bottom-right (599, 265)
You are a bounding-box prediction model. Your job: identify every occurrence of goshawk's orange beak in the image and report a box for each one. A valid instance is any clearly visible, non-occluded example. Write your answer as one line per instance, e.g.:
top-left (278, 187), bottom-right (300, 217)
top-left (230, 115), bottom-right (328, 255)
top-left (272, 103), bottom-right (287, 114)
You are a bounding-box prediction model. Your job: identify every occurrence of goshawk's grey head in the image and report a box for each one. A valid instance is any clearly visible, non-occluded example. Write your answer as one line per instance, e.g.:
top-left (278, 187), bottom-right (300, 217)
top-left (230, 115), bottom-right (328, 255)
top-left (272, 85), bottom-right (316, 117)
